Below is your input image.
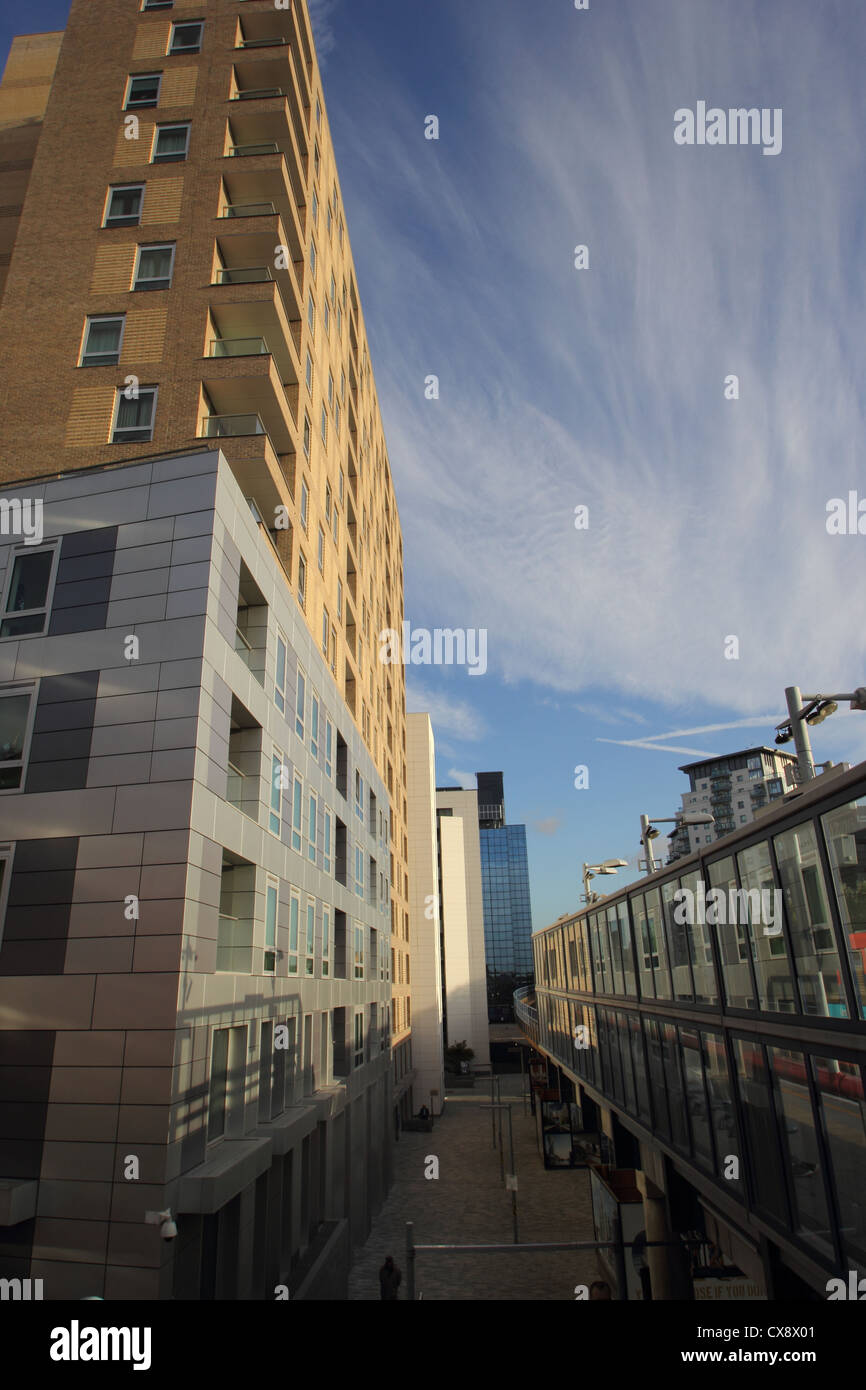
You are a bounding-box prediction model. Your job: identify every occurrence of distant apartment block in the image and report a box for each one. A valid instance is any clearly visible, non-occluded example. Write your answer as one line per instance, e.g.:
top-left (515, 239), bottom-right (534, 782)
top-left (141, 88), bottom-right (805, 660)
top-left (406, 713), bottom-right (445, 1113)
top-left (667, 747), bottom-right (799, 863)
top-left (435, 786), bottom-right (490, 1069)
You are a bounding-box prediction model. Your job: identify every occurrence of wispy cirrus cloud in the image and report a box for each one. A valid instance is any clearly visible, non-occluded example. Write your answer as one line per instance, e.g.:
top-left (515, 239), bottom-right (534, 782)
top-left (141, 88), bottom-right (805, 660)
top-left (406, 679), bottom-right (487, 742)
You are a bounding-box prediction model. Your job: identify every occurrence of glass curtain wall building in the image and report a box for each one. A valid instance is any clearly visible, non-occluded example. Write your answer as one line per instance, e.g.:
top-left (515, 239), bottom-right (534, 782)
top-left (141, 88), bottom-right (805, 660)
top-left (523, 762), bottom-right (866, 1298)
top-left (477, 771), bottom-right (533, 1021)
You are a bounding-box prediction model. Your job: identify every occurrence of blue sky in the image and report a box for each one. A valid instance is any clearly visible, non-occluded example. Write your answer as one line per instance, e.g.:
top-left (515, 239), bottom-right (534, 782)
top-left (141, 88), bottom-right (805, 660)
top-left (6, 1), bottom-right (866, 931)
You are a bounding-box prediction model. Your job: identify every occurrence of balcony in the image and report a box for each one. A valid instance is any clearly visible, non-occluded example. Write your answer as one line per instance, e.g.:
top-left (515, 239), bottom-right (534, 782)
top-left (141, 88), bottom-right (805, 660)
top-left (214, 208), bottom-right (303, 304)
top-left (209, 270), bottom-right (300, 379)
top-left (209, 336), bottom-right (269, 358)
top-left (201, 337), bottom-right (297, 449)
top-left (229, 62), bottom-right (308, 188)
top-left (219, 147), bottom-right (305, 256)
top-left (198, 413), bottom-right (292, 521)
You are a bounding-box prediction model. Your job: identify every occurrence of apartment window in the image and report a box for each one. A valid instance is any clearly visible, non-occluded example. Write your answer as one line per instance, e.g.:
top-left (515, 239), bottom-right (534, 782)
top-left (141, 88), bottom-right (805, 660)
top-left (353, 1010), bottom-right (364, 1065)
top-left (330, 624), bottom-right (337, 675)
top-left (355, 844), bottom-right (364, 899)
top-left (326, 202), bottom-right (332, 237)
top-left (133, 243), bottom-right (175, 290)
top-left (303, 411), bottom-right (311, 457)
top-left (315, 96), bottom-right (322, 126)
top-left (313, 139), bottom-right (320, 179)
top-left (112, 386), bottom-right (156, 442)
top-left (322, 605), bottom-right (329, 657)
top-left (307, 293), bottom-right (315, 333)
top-left (305, 897), bottom-right (315, 975)
top-left (340, 369), bottom-right (346, 402)
top-left (339, 468), bottom-right (345, 505)
top-left (104, 184), bottom-right (143, 228)
top-left (310, 692), bottom-right (320, 759)
top-left (327, 370), bottom-right (334, 408)
top-left (320, 721), bottom-right (332, 784)
top-left (125, 73), bottom-right (161, 109)
top-left (309, 239), bottom-right (317, 281)
top-left (312, 189), bottom-right (318, 225)
top-left (338, 216), bottom-right (344, 246)
top-left (335, 400), bottom-right (341, 436)
top-left (354, 769), bottom-right (364, 822)
top-left (297, 551), bottom-right (307, 610)
top-left (317, 525), bottom-right (325, 574)
top-left (152, 122), bottom-right (190, 162)
top-left (143, 0), bottom-right (173, 9)
top-left (323, 300), bottom-right (330, 336)
top-left (332, 507), bottom-right (338, 547)
top-left (323, 808), bottom-right (333, 875)
top-left (336, 305), bottom-right (342, 338)
top-left (289, 891), bottom-right (300, 974)
top-left (1, 552), bottom-right (56, 639)
top-left (320, 404), bottom-right (327, 445)
top-left (269, 750), bottom-right (283, 835)
top-left (0, 688), bottom-right (35, 788)
top-left (275, 629), bottom-right (287, 713)
top-left (337, 579), bottom-right (343, 621)
top-left (354, 925), bottom-right (364, 980)
top-left (169, 21), bottom-right (203, 54)
top-left (291, 774), bottom-right (303, 854)
top-left (322, 905), bottom-right (331, 976)
top-left (207, 1024), bottom-right (245, 1141)
top-left (264, 877), bottom-right (278, 973)
top-left (291, 661), bottom-right (305, 737)
top-left (305, 351), bottom-right (313, 392)
top-left (80, 315), bottom-right (124, 367)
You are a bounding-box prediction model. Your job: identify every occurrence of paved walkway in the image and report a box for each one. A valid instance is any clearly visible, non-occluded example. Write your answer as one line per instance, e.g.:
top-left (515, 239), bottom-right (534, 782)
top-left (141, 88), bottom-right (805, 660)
top-left (349, 1075), bottom-right (604, 1300)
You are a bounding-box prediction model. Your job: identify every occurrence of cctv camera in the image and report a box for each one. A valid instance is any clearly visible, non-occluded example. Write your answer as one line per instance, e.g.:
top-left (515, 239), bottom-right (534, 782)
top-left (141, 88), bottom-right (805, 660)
top-left (160, 1219), bottom-right (178, 1241)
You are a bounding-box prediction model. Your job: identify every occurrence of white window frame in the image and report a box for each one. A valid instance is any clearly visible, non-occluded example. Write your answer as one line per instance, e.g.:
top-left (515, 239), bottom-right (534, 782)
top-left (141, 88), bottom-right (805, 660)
top-left (291, 773), bottom-right (303, 854)
top-left (323, 807), bottom-right (333, 876)
top-left (307, 788), bottom-right (317, 864)
top-left (269, 748), bottom-right (283, 835)
top-left (305, 895), bottom-right (315, 976)
top-left (321, 605), bottom-right (329, 657)
top-left (324, 718), bottom-right (334, 780)
top-left (264, 875), bottom-right (278, 974)
top-left (274, 628), bottom-right (287, 714)
top-left (111, 385), bottom-right (157, 442)
top-left (132, 242), bottom-right (175, 291)
top-left (295, 666), bottom-right (306, 738)
top-left (79, 314), bottom-right (125, 367)
top-left (310, 691), bottom-right (320, 759)
top-left (103, 183), bottom-right (144, 228)
top-left (288, 890), bottom-right (300, 974)
top-left (125, 72), bottom-right (162, 109)
top-left (300, 479), bottom-right (309, 531)
top-left (322, 904), bottom-right (331, 977)
top-left (305, 351), bottom-right (313, 393)
top-left (0, 550), bottom-right (59, 641)
top-left (0, 686), bottom-right (37, 792)
top-left (151, 121), bottom-right (190, 163)
top-left (168, 20), bottom-right (203, 54)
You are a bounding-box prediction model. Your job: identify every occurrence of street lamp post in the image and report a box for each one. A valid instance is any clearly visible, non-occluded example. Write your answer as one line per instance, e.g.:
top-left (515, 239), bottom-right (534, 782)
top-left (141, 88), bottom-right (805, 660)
top-left (639, 813), bottom-right (714, 876)
top-left (776, 686), bottom-right (866, 785)
top-left (582, 858), bottom-right (628, 905)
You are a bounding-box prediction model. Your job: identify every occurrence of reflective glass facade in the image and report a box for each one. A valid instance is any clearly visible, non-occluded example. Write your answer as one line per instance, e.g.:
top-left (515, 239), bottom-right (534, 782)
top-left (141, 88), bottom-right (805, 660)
top-left (480, 822), bottom-right (533, 1019)
top-left (527, 769), bottom-right (866, 1293)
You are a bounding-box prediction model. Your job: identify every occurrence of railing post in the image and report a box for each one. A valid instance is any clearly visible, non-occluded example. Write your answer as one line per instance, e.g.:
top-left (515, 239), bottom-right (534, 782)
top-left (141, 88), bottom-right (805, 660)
top-left (406, 1222), bottom-right (415, 1302)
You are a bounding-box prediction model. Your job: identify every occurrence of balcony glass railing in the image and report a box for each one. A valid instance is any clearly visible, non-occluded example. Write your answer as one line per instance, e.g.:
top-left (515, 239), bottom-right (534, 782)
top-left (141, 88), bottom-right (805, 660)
top-left (214, 265), bottom-right (273, 285)
top-left (220, 202), bottom-right (277, 218)
top-left (216, 916), bottom-right (253, 974)
top-left (233, 87), bottom-right (287, 100)
top-left (204, 413), bottom-right (266, 438)
top-left (237, 35), bottom-right (289, 49)
top-left (209, 336), bottom-right (270, 357)
top-left (227, 760), bottom-right (246, 807)
top-left (228, 142), bottom-right (280, 157)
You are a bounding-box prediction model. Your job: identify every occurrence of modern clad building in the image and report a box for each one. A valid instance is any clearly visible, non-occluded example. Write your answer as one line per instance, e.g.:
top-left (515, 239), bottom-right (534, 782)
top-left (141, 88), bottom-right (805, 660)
top-left (0, 0), bottom-right (411, 1299)
top-left (406, 713), bottom-right (445, 1113)
top-left (477, 772), bottom-right (533, 1021)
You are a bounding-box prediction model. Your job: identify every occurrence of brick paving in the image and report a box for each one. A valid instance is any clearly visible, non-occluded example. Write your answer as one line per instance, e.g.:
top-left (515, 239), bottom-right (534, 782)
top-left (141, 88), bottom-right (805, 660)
top-left (349, 1074), bottom-right (604, 1300)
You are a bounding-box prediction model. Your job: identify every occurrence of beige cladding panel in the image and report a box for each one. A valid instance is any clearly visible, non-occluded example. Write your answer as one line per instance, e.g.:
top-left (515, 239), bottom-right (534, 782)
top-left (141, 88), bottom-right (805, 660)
top-left (65, 386), bottom-right (115, 447)
top-left (91, 244), bottom-right (135, 294)
top-left (114, 121), bottom-right (154, 165)
top-left (141, 177), bottom-right (183, 224)
top-left (122, 306), bottom-right (168, 363)
top-left (160, 68), bottom-right (198, 108)
top-left (132, 27), bottom-right (169, 63)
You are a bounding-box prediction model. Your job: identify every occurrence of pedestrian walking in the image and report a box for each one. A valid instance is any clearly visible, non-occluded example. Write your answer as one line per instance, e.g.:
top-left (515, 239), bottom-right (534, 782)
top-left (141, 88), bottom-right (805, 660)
top-left (379, 1255), bottom-right (402, 1300)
